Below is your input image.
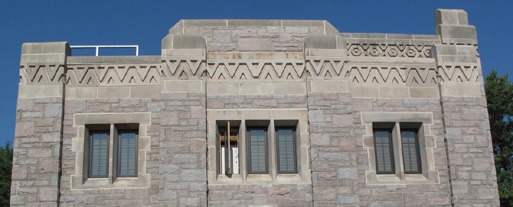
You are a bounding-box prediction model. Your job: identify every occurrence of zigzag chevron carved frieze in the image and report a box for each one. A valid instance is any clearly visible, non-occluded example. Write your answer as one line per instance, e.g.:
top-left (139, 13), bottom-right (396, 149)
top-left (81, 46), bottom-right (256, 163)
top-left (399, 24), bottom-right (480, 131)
top-left (20, 64), bottom-right (66, 85)
top-left (206, 61), bottom-right (305, 80)
top-left (348, 65), bottom-right (438, 85)
top-left (66, 64), bottom-right (160, 86)
top-left (438, 64), bottom-right (480, 82)
top-left (305, 59), bottom-right (348, 78)
top-left (161, 58), bottom-right (206, 79)
top-left (348, 44), bottom-right (432, 58)
top-left (21, 59), bottom-right (478, 85)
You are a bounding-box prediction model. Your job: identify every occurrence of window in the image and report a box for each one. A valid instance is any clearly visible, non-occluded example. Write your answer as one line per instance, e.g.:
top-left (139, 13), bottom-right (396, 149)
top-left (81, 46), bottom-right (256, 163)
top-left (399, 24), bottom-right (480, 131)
top-left (373, 128), bottom-right (395, 174)
top-left (276, 127), bottom-right (297, 174)
top-left (217, 121), bottom-right (240, 176)
top-left (71, 112), bottom-right (151, 189)
top-left (247, 127), bottom-right (268, 174)
top-left (361, 112), bottom-right (439, 184)
top-left (401, 129), bottom-right (421, 174)
top-left (373, 123), bottom-right (422, 175)
top-left (117, 130), bottom-right (138, 177)
top-left (88, 130), bottom-right (109, 178)
top-left (85, 124), bottom-right (139, 179)
top-left (207, 109), bottom-right (310, 185)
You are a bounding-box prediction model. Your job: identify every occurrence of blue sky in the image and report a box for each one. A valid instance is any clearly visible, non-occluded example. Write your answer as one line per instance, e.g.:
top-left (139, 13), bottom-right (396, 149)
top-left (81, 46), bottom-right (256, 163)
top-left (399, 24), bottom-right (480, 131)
top-left (0, 1), bottom-right (511, 145)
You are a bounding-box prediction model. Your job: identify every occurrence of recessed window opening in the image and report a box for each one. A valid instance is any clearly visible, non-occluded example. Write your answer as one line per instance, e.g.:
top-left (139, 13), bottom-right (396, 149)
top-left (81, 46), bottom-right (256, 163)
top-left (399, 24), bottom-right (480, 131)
top-left (217, 120), bottom-right (240, 177)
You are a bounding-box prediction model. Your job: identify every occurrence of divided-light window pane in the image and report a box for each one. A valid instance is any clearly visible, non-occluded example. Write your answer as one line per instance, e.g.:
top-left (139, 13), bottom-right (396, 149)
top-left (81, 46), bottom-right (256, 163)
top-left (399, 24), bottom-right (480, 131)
top-left (248, 129), bottom-right (268, 173)
top-left (401, 130), bottom-right (421, 174)
top-left (374, 130), bottom-right (394, 174)
top-left (89, 131), bottom-right (109, 178)
top-left (118, 131), bottom-right (138, 177)
top-left (276, 129), bottom-right (297, 173)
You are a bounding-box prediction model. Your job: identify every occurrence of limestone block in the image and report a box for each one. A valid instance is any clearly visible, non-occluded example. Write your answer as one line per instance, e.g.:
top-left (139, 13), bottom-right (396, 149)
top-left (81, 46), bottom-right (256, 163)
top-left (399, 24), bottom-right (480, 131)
top-left (304, 35), bottom-right (346, 50)
top-left (438, 25), bottom-right (477, 44)
top-left (441, 83), bottom-right (482, 97)
top-left (379, 86), bottom-right (409, 98)
top-left (239, 82), bottom-right (272, 95)
top-left (97, 87), bottom-right (130, 99)
top-left (308, 80), bottom-right (347, 93)
top-left (349, 86), bottom-right (379, 98)
top-left (239, 38), bottom-right (274, 51)
top-left (22, 42), bottom-right (70, 55)
top-left (206, 82), bottom-right (238, 95)
top-left (65, 87), bottom-right (97, 99)
top-left (435, 9), bottom-right (469, 26)
top-left (162, 35), bottom-right (206, 50)
top-left (409, 87), bottom-right (439, 98)
top-left (163, 80), bottom-right (204, 93)
top-left (273, 82), bottom-right (306, 95)
top-left (130, 86), bottom-right (160, 98)
top-left (19, 85), bottom-right (63, 98)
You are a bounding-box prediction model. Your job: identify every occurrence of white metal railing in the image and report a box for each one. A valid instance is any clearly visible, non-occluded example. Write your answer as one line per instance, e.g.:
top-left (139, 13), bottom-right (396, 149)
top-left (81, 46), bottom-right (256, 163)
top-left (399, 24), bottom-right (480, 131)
top-left (70, 45), bottom-right (139, 56)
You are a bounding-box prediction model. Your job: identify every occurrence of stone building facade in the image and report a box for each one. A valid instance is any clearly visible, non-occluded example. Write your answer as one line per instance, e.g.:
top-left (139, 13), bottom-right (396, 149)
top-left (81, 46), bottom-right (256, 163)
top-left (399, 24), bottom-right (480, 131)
top-left (11, 9), bottom-right (500, 206)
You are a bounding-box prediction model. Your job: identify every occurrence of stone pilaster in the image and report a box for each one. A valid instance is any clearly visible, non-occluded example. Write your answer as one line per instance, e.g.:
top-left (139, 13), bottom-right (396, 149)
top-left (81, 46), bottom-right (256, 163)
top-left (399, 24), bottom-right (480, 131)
top-left (11, 42), bottom-right (69, 206)
top-left (304, 35), bottom-right (357, 206)
top-left (159, 34), bottom-right (208, 206)
top-left (434, 9), bottom-right (500, 206)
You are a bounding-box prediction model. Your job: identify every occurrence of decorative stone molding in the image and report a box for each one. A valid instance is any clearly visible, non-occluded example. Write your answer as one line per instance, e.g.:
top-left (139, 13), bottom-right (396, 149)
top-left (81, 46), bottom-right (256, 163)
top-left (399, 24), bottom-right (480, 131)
top-left (347, 64), bottom-right (438, 85)
top-left (66, 64), bottom-right (160, 86)
top-left (207, 60), bottom-right (305, 80)
top-left (437, 64), bottom-right (480, 82)
top-left (348, 44), bottom-right (432, 58)
top-left (206, 52), bottom-right (306, 80)
top-left (161, 58), bottom-right (207, 79)
top-left (20, 64), bottom-right (66, 85)
top-left (305, 58), bottom-right (348, 78)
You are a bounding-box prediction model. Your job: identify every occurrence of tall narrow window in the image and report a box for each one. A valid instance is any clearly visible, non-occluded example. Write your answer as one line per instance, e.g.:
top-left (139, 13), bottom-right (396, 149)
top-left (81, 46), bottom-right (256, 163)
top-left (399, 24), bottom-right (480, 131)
top-left (118, 130), bottom-right (138, 177)
top-left (276, 128), bottom-right (297, 173)
top-left (374, 129), bottom-right (395, 174)
top-left (247, 128), bottom-right (268, 174)
top-left (401, 129), bottom-right (421, 174)
top-left (89, 131), bottom-right (109, 178)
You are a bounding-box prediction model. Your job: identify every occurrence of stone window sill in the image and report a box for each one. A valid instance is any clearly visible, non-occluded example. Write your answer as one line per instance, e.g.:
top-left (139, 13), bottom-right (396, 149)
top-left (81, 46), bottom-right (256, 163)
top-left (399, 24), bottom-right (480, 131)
top-left (366, 171), bottom-right (439, 185)
top-left (71, 175), bottom-right (150, 189)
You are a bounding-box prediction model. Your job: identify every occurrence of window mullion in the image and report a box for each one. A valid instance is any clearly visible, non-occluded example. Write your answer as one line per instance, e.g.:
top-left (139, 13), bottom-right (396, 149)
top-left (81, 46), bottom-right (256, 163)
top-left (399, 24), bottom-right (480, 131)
top-left (394, 123), bottom-right (404, 178)
top-left (270, 120), bottom-right (276, 180)
top-left (109, 124), bottom-right (115, 183)
top-left (240, 121), bottom-right (247, 181)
